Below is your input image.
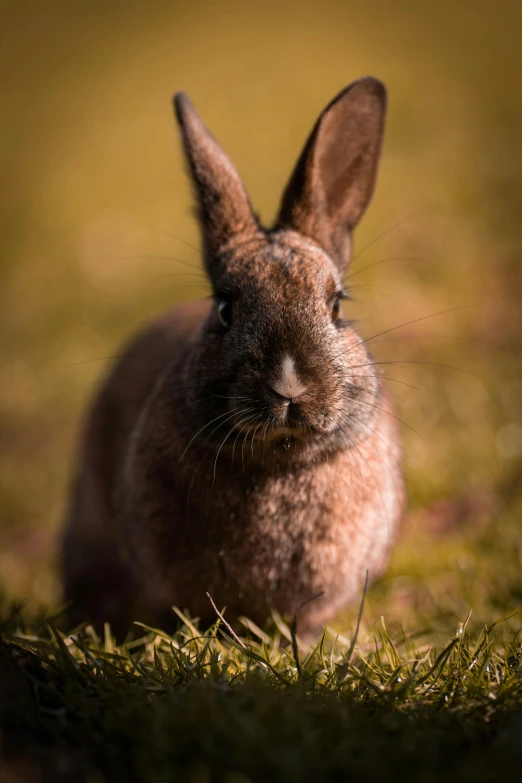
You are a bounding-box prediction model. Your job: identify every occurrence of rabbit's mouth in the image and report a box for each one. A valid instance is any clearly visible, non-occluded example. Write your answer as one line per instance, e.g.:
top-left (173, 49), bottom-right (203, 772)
top-left (261, 423), bottom-right (309, 441)
top-left (225, 379), bottom-right (347, 443)
top-left (233, 419), bottom-right (309, 440)
top-left (233, 414), bottom-right (333, 444)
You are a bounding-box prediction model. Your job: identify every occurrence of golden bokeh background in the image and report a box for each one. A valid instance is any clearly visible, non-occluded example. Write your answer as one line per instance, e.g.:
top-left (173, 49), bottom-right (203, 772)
top-left (1, 0), bottom-right (521, 633)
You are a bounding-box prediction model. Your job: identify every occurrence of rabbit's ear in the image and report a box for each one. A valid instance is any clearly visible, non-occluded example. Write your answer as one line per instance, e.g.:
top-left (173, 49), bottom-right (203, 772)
top-left (276, 77), bottom-right (386, 270)
top-left (173, 93), bottom-right (259, 267)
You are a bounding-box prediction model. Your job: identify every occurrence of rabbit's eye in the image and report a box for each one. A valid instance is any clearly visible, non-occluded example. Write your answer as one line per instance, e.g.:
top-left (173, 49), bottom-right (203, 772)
top-left (217, 298), bottom-right (233, 328)
top-left (331, 297), bottom-right (341, 320)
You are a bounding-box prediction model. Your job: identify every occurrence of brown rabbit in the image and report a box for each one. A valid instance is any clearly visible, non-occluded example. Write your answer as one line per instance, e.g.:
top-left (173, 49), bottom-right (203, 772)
top-left (61, 77), bottom-right (405, 639)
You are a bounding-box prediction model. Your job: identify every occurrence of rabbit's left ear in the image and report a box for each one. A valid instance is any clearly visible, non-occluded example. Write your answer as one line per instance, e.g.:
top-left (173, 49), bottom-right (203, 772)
top-left (173, 93), bottom-right (260, 268)
top-left (276, 77), bottom-right (387, 270)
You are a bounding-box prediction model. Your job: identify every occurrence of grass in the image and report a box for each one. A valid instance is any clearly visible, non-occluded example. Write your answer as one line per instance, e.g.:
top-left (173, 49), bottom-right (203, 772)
top-left (2, 596), bottom-right (522, 782)
top-left (2, 1), bottom-right (522, 779)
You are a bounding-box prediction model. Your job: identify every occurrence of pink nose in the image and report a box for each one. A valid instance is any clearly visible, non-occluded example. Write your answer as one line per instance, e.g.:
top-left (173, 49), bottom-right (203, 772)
top-left (269, 355), bottom-right (307, 401)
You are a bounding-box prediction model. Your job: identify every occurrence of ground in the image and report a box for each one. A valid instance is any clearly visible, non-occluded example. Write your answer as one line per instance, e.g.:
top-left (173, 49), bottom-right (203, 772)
top-left (1, 0), bottom-right (522, 780)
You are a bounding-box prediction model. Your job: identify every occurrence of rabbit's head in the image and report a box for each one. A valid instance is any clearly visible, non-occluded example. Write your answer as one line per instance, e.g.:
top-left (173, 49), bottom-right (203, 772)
top-left (173, 78), bottom-right (387, 458)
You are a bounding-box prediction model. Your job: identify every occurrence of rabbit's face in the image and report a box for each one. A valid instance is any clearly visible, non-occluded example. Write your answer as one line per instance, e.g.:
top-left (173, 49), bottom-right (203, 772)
top-left (174, 77), bottom-right (387, 455)
top-left (189, 231), bottom-right (379, 452)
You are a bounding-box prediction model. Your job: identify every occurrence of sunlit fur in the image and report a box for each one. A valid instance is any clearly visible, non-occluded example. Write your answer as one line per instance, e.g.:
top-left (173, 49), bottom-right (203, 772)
top-left (61, 78), bottom-right (405, 639)
top-left (184, 231), bottom-right (380, 458)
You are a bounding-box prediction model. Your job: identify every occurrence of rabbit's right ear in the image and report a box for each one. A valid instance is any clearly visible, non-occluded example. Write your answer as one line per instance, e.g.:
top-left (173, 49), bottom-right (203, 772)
top-left (276, 77), bottom-right (387, 271)
top-left (173, 93), bottom-right (260, 277)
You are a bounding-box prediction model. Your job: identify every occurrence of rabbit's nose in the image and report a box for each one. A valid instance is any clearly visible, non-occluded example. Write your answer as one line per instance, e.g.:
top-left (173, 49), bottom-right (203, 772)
top-left (269, 354), bottom-right (307, 401)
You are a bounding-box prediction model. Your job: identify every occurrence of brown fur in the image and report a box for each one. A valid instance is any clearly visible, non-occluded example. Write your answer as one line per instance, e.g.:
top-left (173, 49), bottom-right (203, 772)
top-left (61, 77), bottom-right (405, 639)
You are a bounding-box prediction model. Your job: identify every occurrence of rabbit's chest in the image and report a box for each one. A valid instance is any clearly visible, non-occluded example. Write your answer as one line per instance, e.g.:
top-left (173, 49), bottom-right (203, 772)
top-left (203, 452), bottom-right (395, 599)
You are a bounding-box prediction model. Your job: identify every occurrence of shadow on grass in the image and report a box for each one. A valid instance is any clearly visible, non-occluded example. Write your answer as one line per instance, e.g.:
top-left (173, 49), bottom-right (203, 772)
top-left (1, 604), bottom-right (522, 782)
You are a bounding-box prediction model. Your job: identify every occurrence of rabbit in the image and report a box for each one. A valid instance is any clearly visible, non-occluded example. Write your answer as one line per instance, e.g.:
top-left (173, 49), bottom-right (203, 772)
top-left (61, 76), bottom-right (405, 640)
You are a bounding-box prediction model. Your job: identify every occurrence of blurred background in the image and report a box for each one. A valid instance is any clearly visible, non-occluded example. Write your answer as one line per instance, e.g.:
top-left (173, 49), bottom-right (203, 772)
top-left (1, 0), bottom-right (521, 638)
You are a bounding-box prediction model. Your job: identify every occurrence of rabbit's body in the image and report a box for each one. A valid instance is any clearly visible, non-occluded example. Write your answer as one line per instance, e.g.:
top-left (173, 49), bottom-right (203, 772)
top-left (62, 78), bottom-right (405, 637)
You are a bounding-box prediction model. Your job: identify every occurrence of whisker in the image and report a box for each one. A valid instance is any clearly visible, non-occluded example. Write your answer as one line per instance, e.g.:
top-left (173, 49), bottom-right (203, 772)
top-left (369, 334), bottom-right (465, 343)
top-left (250, 419), bottom-right (265, 459)
top-left (184, 452), bottom-right (209, 517)
top-left (241, 421), bottom-right (257, 469)
top-left (210, 392), bottom-right (254, 402)
top-left (348, 360), bottom-right (478, 378)
top-left (349, 374), bottom-right (419, 391)
top-left (213, 420), bottom-right (245, 485)
top-left (123, 219), bottom-right (200, 254)
top-left (174, 405), bottom-right (257, 495)
top-left (346, 255), bottom-right (437, 281)
top-left (347, 384), bottom-right (419, 408)
top-left (171, 396), bottom-right (218, 415)
top-left (343, 410), bottom-right (406, 484)
top-left (346, 282), bottom-right (398, 296)
top-left (203, 407), bottom-right (257, 449)
top-left (177, 405), bottom-right (253, 467)
top-left (231, 412), bottom-right (259, 466)
top-left (68, 352), bottom-right (200, 368)
top-left (344, 408), bottom-right (432, 490)
top-left (117, 254), bottom-right (204, 275)
top-left (347, 396), bottom-right (433, 459)
top-left (331, 305), bottom-right (474, 362)
top-left (261, 416), bottom-right (272, 444)
top-left (348, 202), bottom-right (435, 266)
